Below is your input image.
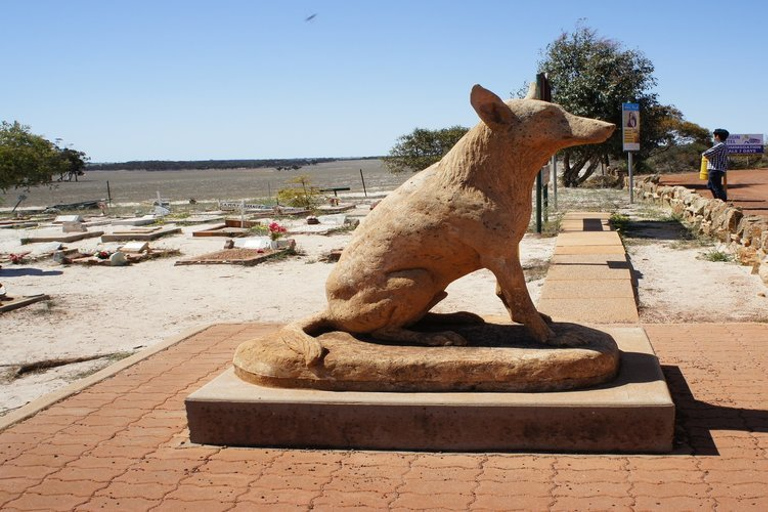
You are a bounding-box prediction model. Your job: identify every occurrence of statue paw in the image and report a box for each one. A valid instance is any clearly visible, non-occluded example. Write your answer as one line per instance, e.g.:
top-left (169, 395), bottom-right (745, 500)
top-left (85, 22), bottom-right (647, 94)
top-left (426, 331), bottom-right (468, 347)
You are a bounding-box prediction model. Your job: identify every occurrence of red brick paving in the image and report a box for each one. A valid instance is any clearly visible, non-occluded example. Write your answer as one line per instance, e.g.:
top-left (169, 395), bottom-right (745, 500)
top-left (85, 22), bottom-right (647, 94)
top-left (0, 321), bottom-right (766, 511)
top-left (658, 168), bottom-right (768, 218)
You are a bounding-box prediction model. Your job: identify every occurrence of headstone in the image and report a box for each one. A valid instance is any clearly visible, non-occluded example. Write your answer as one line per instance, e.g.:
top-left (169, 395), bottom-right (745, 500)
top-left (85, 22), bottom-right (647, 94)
top-left (62, 221), bottom-right (87, 233)
top-left (109, 251), bottom-right (128, 266)
top-left (120, 241), bottom-right (149, 253)
top-left (55, 215), bottom-right (83, 224)
top-left (234, 237), bottom-right (270, 250)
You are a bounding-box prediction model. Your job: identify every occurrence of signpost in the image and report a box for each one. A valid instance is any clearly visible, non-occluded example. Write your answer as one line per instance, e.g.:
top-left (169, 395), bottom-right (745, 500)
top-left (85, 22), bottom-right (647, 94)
top-left (622, 103), bottom-right (640, 203)
top-left (535, 73), bottom-right (552, 233)
top-left (726, 134), bottom-right (764, 154)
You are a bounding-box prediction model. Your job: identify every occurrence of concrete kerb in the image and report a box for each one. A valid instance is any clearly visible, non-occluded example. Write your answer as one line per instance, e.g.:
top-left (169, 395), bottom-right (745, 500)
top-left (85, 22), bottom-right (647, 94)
top-left (0, 324), bottom-right (213, 432)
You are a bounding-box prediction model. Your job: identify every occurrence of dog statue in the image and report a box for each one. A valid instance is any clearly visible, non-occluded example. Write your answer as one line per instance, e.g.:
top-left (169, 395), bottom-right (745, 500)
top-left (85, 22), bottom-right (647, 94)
top-left (280, 84), bottom-right (614, 367)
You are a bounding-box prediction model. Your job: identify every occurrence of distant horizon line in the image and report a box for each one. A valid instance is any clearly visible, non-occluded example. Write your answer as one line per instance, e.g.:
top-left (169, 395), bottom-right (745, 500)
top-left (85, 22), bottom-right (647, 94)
top-left (87, 155), bottom-right (385, 166)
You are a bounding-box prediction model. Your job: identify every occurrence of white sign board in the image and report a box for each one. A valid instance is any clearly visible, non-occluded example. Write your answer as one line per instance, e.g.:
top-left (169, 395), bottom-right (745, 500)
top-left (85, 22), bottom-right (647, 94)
top-left (726, 134), bottom-right (764, 154)
top-left (622, 103), bottom-right (640, 152)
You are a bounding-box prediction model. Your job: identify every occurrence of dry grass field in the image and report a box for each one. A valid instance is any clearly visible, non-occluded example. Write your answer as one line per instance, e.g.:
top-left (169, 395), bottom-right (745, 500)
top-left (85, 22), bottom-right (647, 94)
top-left (1, 159), bottom-right (410, 210)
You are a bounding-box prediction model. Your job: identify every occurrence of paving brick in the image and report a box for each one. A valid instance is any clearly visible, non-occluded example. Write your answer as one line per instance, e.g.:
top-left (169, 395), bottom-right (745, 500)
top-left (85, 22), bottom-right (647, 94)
top-left (471, 492), bottom-right (553, 511)
top-left (151, 499), bottom-right (235, 511)
top-left (342, 450), bottom-right (415, 468)
top-left (551, 496), bottom-right (634, 511)
top-left (482, 455), bottom-right (553, 471)
top-left (713, 496), bottom-right (768, 511)
top-left (410, 453), bottom-right (483, 469)
top-left (74, 496), bottom-right (162, 511)
top-left (633, 495), bottom-right (717, 510)
top-left (237, 487), bottom-right (320, 506)
top-left (251, 473), bottom-right (328, 491)
top-left (475, 480), bottom-right (553, 497)
top-left (631, 481), bottom-right (711, 499)
top-left (627, 469), bottom-right (703, 484)
top-left (398, 476), bottom-right (478, 495)
top-left (95, 481), bottom-right (176, 500)
top-left (163, 484), bottom-right (242, 503)
top-left (52, 466), bottom-right (127, 483)
top-left (4, 492), bottom-right (88, 511)
top-left (0, 464), bottom-right (59, 480)
top-left (26, 478), bottom-right (106, 497)
top-left (268, 461), bottom-right (341, 478)
top-left (392, 491), bottom-right (474, 510)
top-left (312, 489), bottom-right (396, 509)
top-left (553, 480), bottom-right (633, 498)
top-left (324, 474), bottom-right (402, 493)
top-left (553, 468), bottom-right (628, 484)
top-left (113, 468), bottom-right (193, 486)
top-left (25, 442), bottom-right (93, 458)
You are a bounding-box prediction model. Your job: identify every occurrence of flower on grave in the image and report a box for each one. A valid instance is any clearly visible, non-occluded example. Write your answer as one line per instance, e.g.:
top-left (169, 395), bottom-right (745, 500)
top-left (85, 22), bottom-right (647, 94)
top-left (268, 222), bottom-right (287, 241)
top-left (96, 251), bottom-right (111, 259)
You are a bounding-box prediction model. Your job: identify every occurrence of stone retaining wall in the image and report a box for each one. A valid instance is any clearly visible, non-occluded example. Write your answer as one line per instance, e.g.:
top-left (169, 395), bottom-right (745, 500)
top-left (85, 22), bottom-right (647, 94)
top-left (633, 175), bottom-right (768, 287)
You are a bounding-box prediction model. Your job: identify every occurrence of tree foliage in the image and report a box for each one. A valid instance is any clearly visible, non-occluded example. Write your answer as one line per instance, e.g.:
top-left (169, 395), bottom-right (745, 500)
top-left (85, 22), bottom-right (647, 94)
top-left (539, 25), bottom-right (666, 186)
top-left (0, 121), bottom-right (90, 193)
top-left (277, 174), bottom-right (322, 208)
top-left (383, 126), bottom-right (469, 174)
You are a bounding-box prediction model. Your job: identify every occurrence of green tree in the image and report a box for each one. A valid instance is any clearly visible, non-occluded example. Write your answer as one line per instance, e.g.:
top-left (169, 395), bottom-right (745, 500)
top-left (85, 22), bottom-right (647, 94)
top-left (539, 25), bottom-right (669, 186)
top-left (0, 121), bottom-right (64, 193)
top-left (57, 147), bottom-right (89, 182)
top-left (383, 125), bottom-right (469, 174)
top-left (645, 107), bottom-right (711, 173)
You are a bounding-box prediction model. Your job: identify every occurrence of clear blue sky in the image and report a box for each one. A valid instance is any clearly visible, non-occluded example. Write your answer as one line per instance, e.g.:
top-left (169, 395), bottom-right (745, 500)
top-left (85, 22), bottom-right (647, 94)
top-left (3, 1), bottom-right (766, 162)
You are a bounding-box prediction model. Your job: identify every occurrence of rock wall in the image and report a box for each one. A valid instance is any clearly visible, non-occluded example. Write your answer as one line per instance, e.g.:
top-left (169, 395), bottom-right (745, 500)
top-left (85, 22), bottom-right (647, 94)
top-left (632, 175), bottom-right (768, 288)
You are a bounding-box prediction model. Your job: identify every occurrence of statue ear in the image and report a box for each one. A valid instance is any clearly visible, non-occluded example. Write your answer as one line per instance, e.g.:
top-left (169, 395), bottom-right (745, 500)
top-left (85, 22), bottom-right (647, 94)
top-left (470, 85), bottom-right (517, 129)
top-left (524, 82), bottom-right (537, 100)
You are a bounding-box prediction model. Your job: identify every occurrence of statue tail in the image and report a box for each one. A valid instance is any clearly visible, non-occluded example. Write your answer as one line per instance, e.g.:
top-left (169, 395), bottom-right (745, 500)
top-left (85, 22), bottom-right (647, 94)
top-left (283, 311), bottom-right (333, 368)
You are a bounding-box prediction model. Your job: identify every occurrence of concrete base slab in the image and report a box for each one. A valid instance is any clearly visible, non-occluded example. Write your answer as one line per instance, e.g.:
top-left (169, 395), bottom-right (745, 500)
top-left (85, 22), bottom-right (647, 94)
top-left (540, 279), bottom-right (635, 299)
top-left (538, 298), bottom-right (639, 323)
top-left (186, 327), bottom-right (673, 453)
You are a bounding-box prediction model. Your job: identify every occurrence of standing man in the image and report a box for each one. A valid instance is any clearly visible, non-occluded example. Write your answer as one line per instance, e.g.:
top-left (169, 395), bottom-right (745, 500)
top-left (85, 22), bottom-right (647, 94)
top-left (703, 128), bottom-right (730, 201)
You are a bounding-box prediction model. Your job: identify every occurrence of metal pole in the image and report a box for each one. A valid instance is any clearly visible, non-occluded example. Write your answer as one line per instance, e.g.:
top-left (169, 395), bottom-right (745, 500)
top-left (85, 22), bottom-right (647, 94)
top-left (536, 172), bottom-right (542, 233)
top-left (551, 156), bottom-right (558, 210)
top-left (542, 167), bottom-right (549, 223)
top-left (107, 181), bottom-right (112, 204)
top-left (628, 152), bottom-right (634, 204)
top-left (360, 169), bottom-right (368, 197)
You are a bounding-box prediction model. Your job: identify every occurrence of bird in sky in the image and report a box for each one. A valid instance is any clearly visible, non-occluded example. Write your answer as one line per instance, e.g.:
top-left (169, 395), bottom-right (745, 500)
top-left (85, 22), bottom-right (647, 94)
top-left (305, 13), bottom-right (317, 22)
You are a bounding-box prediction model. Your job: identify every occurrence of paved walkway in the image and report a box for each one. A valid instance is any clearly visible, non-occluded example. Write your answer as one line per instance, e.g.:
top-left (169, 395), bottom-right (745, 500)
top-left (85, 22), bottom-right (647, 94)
top-left (2, 214), bottom-right (768, 510)
top-left (538, 212), bottom-right (638, 323)
top-left (659, 168), bottom-right (768, 219)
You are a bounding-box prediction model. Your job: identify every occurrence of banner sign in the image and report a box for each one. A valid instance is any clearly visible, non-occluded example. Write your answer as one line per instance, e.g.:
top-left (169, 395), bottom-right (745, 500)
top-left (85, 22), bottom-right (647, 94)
top-left (622, 103), bottom-right (640, 151)
top-left (726, 134), bottom-right (764, 154)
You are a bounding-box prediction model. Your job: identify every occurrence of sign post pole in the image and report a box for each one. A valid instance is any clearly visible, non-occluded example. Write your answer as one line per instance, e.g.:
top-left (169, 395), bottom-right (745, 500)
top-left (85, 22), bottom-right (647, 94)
top-left (622, 102), bottom-right (641, 204)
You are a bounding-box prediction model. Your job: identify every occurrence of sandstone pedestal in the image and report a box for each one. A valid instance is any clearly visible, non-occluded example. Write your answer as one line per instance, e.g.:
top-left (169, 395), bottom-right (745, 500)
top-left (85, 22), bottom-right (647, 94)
top-left (186, 326), bottom-right (674, 453)
top-left (233, 322), bottom-right (620, 392)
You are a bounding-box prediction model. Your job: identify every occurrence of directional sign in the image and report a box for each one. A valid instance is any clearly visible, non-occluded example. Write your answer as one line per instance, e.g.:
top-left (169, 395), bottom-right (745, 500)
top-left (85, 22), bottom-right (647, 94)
top-left (726, 134), bottom-right (764, 154)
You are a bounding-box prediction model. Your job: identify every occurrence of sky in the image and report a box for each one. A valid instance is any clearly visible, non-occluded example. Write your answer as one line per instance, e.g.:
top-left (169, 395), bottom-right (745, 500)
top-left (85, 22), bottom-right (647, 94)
top-left (3, 0), bottom-right (767, 163)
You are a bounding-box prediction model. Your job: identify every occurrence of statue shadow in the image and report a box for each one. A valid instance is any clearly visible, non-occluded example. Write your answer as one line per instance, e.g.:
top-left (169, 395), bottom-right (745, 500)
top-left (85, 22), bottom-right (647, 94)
top-left (662, 365), bottom-right (768, 456)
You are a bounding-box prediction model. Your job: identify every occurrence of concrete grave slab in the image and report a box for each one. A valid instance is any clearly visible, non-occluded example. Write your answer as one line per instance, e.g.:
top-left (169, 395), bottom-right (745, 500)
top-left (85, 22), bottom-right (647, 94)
top-left (101, 226), bottom-right (181, 242)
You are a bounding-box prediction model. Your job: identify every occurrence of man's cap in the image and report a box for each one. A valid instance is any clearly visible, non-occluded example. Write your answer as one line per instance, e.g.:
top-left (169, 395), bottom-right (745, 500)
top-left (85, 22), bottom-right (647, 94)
top-left (713, 128), bottom-right (730, 138)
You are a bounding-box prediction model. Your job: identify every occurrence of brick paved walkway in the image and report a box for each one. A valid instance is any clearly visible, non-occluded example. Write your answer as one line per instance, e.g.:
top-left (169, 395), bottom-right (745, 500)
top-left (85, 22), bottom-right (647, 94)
top-left (1, 322), bottom-right (767, 511)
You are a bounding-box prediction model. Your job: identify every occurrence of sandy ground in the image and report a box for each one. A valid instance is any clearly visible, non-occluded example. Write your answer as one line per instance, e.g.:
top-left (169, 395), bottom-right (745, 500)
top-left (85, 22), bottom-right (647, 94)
top-left (1, 198), bottom-right (766, 415)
